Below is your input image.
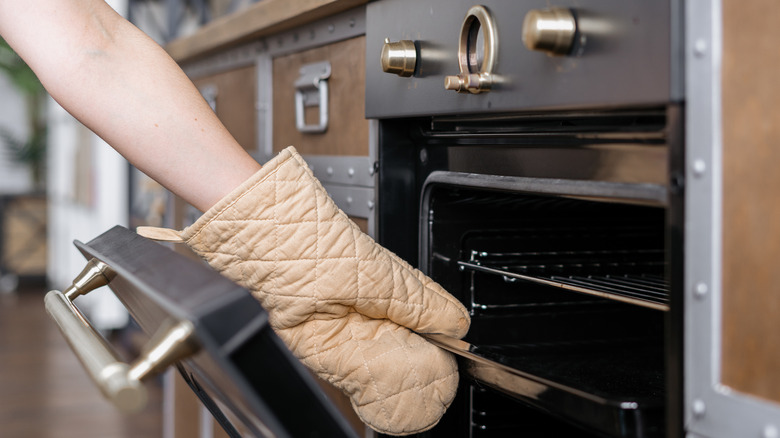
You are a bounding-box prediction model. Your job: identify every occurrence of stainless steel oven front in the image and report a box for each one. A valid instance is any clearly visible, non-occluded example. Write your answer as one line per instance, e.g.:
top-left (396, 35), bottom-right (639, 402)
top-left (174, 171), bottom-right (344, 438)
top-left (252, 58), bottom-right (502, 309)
top-left (366, 1), bottom-right (684, 437)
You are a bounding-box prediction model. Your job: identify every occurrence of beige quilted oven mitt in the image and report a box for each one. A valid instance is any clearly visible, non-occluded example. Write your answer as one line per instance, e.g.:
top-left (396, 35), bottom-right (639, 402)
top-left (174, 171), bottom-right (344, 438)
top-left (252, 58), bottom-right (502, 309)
top-left (138, 146), bottom-right (470, 435)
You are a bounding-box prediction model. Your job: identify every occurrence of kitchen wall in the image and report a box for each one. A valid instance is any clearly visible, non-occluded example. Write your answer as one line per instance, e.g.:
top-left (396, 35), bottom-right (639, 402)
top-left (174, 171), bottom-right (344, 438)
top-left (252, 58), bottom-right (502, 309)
top-left (45, 0), bottom-right (130, 330)
top-left (0, 73), bottom-right (32, 194)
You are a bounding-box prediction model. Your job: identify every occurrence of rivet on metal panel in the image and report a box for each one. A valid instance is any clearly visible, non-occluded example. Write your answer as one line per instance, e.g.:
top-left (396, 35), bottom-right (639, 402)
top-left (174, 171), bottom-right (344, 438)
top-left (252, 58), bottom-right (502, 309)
top-left (348, 167), bottom-right (355, 177)
top-left (328, 24), bottom-right (335, 33)
top-left (367, 200), bottom-right (375, 210)
top-left (692, 159), bottom-right (707, 177)
top-left (694, 282), bottom-right (709, 300)
top-left (693, 39), bottom-right (708, 58)
top-left (326, 166), bottom-right (334, 176)
top-left (692, 399), bottom-right (706, 418)
top-left (763, 425), bottom-right (779, 438)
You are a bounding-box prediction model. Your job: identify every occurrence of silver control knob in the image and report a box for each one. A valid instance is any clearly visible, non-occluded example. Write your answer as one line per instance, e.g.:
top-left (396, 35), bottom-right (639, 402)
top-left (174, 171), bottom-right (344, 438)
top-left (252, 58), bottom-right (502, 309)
top-left (380, 38), bottom-right (417, 77)
top-left (522, 7), bottom-right (577, 56)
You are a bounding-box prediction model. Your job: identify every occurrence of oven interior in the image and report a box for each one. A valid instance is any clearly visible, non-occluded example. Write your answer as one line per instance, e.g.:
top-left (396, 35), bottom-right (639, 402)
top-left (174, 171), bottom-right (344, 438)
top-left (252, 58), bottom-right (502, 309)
top-left (421, 184), bottom-right (667, 437)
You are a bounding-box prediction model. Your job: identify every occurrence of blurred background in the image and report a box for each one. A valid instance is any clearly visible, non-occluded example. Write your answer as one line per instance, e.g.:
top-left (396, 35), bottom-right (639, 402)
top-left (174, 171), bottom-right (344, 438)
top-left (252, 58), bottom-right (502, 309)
top-left (0, 1), bottom-right (259, 437)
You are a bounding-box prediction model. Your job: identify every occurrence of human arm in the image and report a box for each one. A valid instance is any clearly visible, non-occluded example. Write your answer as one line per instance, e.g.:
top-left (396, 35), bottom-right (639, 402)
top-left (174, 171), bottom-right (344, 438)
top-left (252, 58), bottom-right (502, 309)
top-left (0, 0), bottom-right (261, 211)
top-left (1, 2), bottom-right (472, 434)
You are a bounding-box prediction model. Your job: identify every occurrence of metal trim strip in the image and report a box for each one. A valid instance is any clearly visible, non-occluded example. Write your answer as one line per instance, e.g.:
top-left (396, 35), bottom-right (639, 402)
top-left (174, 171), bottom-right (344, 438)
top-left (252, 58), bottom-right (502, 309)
top-left (181, 6), bottom-right (366, 78)
top-left (685, 1), bottom-right (780, 437)
top-left (320, 183), bottom-right (375, 221)
top-left (303, 155), bottom-right (375, 188)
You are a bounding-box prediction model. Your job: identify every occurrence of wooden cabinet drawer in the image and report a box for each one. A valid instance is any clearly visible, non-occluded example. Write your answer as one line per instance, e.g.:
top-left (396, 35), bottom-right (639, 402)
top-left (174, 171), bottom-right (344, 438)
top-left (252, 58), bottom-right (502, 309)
top-left (272, 36), bottom-right (368, 156)
top-left (192, 64), bottom-right (258, 154)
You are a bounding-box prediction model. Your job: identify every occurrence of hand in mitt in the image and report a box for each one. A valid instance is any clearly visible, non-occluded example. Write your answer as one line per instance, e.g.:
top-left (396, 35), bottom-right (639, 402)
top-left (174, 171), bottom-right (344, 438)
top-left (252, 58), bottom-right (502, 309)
top-left (138, 146), bottom-right (470, 435)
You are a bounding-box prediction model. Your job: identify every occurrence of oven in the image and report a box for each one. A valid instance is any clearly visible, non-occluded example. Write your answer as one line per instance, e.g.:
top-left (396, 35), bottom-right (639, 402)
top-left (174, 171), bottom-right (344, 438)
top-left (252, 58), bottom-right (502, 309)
top-left (366, 1), bottom-right (684, 437)
top-left (44, 1), bottom-right (687, 436)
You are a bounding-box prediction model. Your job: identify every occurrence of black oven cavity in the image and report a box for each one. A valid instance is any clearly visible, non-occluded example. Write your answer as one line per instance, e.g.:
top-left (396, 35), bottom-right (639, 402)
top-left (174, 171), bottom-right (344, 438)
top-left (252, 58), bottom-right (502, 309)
top-left (419, 181), bottom-right (667, 438)
top-left (374, 100), bottom-right (680, 438)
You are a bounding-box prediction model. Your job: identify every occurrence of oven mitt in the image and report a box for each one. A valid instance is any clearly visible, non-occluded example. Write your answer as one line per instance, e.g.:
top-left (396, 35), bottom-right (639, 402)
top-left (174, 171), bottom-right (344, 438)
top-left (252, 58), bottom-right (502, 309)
top-left (138, 146), bottom-right (470, 436)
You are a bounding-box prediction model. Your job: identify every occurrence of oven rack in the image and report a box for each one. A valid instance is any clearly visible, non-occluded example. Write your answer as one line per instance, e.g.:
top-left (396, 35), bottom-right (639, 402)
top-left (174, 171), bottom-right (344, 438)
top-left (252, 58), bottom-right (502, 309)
top-left (459, 249), bottom-right (669, 311)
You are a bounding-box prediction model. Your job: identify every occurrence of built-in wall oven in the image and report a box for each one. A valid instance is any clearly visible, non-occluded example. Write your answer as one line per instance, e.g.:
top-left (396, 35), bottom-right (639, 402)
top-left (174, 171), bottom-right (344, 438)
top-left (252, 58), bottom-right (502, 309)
top-left (366, 1), bottom-right (684, 437)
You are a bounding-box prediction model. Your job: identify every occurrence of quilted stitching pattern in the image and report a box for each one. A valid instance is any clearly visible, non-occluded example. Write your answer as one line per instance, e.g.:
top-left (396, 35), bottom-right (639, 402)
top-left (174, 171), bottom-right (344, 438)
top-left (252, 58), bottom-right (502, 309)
top-left (178, 147), bottom-right (470, 435)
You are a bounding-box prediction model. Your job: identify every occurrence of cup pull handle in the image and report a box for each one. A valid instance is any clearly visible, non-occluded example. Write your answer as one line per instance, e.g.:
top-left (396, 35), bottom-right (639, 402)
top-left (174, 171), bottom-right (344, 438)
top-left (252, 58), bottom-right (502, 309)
top-left (44, 259), bottom-right (200, 413)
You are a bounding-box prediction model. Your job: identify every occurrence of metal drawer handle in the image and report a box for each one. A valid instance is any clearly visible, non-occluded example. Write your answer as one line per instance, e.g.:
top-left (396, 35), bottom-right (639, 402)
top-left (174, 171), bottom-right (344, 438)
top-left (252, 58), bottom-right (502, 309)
top-left (294, 61), bottom-right (332, 133)
top-left (44, 259), bottom-right (200, 413)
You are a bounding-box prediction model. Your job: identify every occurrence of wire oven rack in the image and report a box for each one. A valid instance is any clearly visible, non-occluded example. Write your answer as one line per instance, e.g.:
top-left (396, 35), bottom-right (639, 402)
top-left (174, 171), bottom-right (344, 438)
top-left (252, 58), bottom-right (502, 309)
top-left (459, 248), bottom-right (669, 311)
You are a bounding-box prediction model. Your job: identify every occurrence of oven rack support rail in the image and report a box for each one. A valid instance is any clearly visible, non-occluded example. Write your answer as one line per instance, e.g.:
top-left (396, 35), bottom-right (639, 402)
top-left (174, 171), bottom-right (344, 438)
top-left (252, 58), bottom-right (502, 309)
top-left (460, 249), bottom-right (670, 311)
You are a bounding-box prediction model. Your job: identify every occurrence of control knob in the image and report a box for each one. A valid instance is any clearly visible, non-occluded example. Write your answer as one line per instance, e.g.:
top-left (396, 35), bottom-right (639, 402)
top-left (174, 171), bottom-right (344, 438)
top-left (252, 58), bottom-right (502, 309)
top-left (522, 7), bottom-right (577, 56)
top-left (380, 38), bottom-right (417, 77)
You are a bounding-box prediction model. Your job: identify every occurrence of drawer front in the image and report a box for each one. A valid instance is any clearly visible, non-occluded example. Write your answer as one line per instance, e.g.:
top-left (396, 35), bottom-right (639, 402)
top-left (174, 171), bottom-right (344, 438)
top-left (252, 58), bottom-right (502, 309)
top-left (272, 36), bottom-right (368, 156)
top-left (192, 64), bottom-right (258, 154)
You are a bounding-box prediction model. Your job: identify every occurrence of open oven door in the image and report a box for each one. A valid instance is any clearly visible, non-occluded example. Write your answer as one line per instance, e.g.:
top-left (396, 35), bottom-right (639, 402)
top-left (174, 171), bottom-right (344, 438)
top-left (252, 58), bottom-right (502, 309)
top-left (44, 225), bottom-right (360, 438)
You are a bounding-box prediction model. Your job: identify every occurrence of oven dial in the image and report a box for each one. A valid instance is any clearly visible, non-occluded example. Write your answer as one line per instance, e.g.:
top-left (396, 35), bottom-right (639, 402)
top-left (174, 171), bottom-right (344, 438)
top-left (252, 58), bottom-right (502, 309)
top-left (380, 38), bottom-right (417, 77)
top-left (522, 7), bottom-right (577, 56)
top-left (444, 5), bottom-right (499, 94)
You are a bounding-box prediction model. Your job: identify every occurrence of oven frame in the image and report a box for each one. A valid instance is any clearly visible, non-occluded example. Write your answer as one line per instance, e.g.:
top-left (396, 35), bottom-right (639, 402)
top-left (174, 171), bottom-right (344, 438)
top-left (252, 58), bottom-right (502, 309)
top-left (684, 1), bottom-right (780, 437)
top-left (373, 101), bottom-right (686, 437)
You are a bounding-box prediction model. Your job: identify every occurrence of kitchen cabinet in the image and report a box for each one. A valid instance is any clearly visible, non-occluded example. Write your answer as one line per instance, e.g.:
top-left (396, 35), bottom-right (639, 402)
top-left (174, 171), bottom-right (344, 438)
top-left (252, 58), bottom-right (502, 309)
top-left (163, 1), bottom-right (371, 436)
top-left (0, 194), bottom-right (47, 286)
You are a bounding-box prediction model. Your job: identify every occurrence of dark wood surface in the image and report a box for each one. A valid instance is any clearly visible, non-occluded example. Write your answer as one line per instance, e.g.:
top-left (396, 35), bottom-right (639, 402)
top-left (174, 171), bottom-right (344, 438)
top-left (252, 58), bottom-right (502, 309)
top-left (192, 65), bottom-right (258, 154)
top-left (720, 0), bottom-right (780, 404)
top-left (273, 36), bottom-right (368, 157)
top-left (0, 288), bottom-right (162, 438)
top-left (165, 0), bottom-right (367, 62)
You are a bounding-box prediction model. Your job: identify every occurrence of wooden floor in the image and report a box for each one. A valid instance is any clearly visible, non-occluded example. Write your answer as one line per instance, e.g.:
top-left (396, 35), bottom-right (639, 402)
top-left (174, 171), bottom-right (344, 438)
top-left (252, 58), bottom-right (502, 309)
top-left (0, 287), bottom-right (162, 438)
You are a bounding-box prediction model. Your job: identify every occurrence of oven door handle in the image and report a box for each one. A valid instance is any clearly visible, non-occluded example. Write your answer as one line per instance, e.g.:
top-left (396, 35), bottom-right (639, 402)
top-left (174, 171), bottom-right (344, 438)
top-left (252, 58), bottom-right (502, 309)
top-left (44, 259), bottom-right (200, 413)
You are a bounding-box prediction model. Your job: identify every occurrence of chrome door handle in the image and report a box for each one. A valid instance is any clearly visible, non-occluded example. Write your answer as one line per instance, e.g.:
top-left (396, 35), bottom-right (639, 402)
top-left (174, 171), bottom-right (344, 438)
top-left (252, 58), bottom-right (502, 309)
top-left (294, 61), bottom-right (331, 134)
top-left (44, 259), bottom-right (200, 413)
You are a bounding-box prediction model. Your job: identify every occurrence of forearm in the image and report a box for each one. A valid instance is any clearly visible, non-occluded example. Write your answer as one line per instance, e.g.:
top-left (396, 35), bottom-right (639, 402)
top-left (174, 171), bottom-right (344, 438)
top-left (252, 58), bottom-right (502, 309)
top-left (0, 0), bottom-right (260, 211)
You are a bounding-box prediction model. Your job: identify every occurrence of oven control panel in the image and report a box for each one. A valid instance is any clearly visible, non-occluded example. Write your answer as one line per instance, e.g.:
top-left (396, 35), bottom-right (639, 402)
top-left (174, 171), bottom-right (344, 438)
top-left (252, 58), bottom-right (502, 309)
top-left (366, 0), bottom-right (679, 118)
